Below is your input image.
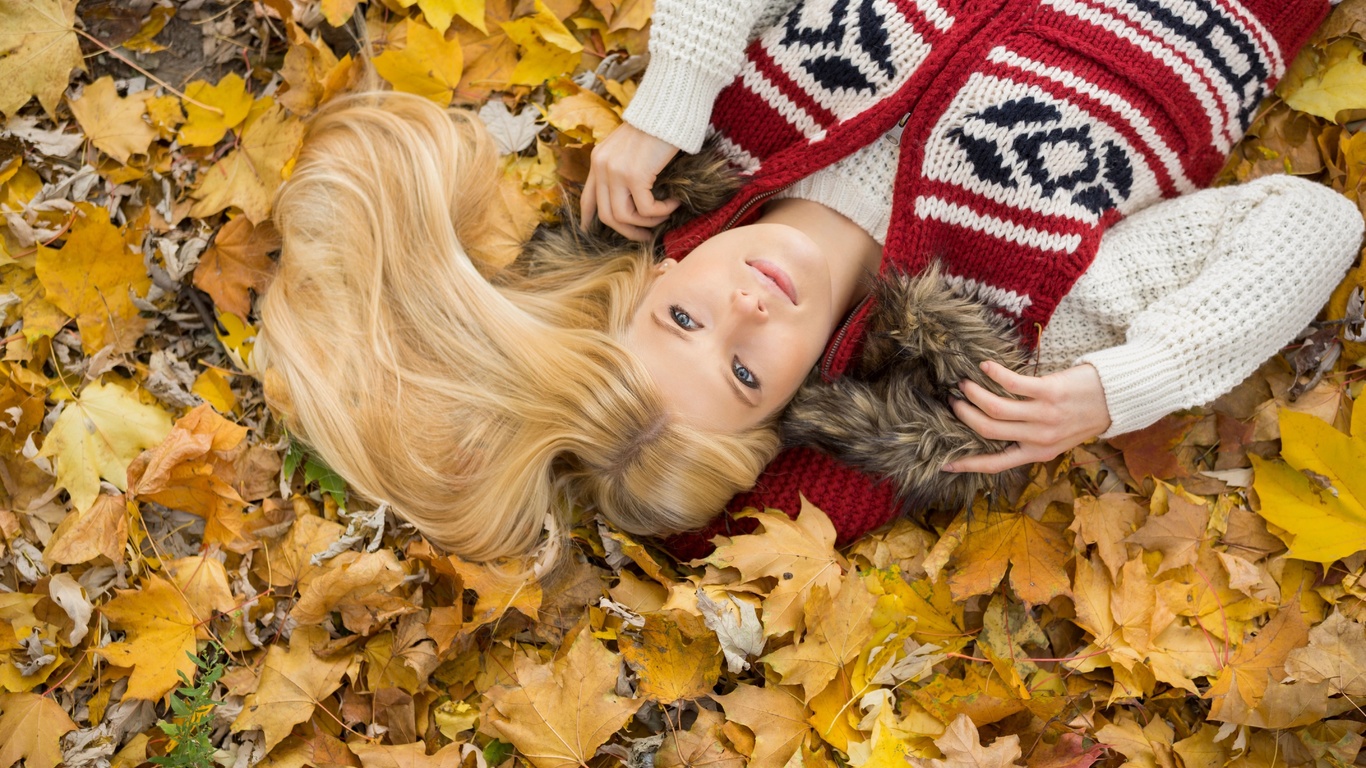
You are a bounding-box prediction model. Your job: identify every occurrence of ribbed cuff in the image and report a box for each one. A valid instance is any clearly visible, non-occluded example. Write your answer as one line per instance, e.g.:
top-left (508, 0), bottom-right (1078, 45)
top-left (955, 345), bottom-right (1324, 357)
top-left (1076, 339), bottom-right (1188, 439)
top-left (622, 53), bottom-right (730, 154)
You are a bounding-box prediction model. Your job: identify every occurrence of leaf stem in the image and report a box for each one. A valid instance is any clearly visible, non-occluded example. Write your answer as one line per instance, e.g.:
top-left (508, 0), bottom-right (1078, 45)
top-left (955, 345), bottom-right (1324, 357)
top-left (75, 29), bottom-right (225, 115)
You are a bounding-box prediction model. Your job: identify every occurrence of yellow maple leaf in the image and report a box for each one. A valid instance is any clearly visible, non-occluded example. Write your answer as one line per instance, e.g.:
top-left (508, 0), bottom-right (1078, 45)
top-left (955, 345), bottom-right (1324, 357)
top-left (231, 625), bottom-right (351, 752)
top-left (320, 0), bottom-right (361, 27)
top-left (946, 512), bottom-right (1072, 606)
top-left (456, 0), bottom-right (518, 100)
top-left (702, 499), bottom-right (844, 638)
top-left (502, 0), bottom-right (583, 86)
top-left (121, 6), bottom-right (174, 54)
top-left (278, 25), bottom-right (344, 116)
top-left (177, 73), bottom-right (254, 148)
top-left (761, 569), bottom-right (877, 702)
top-left (373, 18), bottom-right (464, 105)
top-left (418, 0), bottom-right (487, 33)
top-left (35, 204), bottom-right (152, 354)
top-left (908, 714), bottom-right (1024, 768)
top-left (67, 77), bottom-right (157, 165)
top-left (1252, 407), bottom-right (1366, 562)
top-left (1285, 39), bottom-right (1366, 122)
top-left (619, 609), bottom-right (722, 703)
top-left (484, 625), bottom-right (639, 768)
top-left (96, 576), bottom-right (198, 701)
top-left (39, 379), bottom-right (173, 514)
top-left (0, 0), bottom-right (83, 118)
top-left (190, 100), bottom-right (305, 223)
top-left (1205, 606), bottom-right (1312, 724)
top-left (0, 692), bottom-right (77, 768)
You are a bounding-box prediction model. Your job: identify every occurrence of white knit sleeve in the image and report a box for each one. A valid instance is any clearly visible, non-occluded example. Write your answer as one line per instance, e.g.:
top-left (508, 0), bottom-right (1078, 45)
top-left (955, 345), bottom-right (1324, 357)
top-left (621, 0), bottom-right (772, 153)
top-left (1043, 175), bottom-right (1363, 438)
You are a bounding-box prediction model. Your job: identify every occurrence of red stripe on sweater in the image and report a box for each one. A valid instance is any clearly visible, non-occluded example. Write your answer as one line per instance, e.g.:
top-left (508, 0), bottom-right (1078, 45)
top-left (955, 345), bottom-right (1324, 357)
top-left (751, 45), bottom-right (840, 132)
top-left (710, 79), bottom-right (806, 166)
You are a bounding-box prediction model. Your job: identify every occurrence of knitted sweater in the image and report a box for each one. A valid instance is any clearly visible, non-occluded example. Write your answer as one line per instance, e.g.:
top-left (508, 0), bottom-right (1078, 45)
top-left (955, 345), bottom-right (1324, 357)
top-left (621, 0), bottom-right (1360, 553)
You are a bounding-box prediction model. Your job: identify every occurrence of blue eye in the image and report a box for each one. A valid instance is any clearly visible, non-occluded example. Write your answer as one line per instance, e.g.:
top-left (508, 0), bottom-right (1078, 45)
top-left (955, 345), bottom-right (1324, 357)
top-left (732, 358), bottom-right (759, 389)
top-left (670, 305), bottom-right (700, 330)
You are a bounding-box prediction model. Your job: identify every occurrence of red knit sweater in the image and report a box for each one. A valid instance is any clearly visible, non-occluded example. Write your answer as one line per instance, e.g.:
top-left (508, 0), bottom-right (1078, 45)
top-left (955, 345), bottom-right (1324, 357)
top-left (662, 0), bottom-right (1329, 559)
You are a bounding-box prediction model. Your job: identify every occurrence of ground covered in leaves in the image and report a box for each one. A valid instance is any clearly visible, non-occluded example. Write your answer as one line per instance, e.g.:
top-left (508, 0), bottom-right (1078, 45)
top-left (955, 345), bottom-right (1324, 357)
top-left (0, 0), bottom-right (1365, 766)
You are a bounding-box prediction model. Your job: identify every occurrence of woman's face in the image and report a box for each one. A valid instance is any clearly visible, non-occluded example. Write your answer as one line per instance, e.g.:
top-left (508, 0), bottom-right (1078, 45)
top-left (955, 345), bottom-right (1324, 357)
top-left (621, 223), bottom-right (844, 431)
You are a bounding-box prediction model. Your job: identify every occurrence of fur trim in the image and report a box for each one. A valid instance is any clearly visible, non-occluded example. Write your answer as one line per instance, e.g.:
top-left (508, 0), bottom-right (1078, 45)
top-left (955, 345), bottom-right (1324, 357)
top-left (511, 141), bottom-right (743, 275)
top-left (782, 264), bottom-right (1028, 511)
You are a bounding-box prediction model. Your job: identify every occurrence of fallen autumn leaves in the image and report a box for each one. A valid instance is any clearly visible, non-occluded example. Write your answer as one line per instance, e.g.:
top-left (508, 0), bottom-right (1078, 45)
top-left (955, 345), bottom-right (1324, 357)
top-left (0, 0), bottom-right (1365, 766)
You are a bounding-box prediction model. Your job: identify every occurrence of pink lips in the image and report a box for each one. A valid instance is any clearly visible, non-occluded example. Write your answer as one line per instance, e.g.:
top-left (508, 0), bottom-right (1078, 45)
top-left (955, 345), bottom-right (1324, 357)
top-left (749, 260), bottom-right (798, 305)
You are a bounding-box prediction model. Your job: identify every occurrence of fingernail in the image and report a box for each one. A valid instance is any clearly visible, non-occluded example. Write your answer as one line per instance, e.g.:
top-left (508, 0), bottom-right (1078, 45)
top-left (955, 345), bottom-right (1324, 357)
top-left (942, 463), bottom-right (957, 472)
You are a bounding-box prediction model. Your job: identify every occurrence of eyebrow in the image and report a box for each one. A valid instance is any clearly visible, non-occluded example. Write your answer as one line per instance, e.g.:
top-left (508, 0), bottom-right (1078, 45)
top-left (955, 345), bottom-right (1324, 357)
top-left (651, 312), bottom-right (758, 409)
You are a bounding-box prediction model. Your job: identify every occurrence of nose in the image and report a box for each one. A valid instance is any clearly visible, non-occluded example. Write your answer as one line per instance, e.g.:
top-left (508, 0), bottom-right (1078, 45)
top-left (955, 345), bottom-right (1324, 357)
top-left (733, 288), bottom-right (767, 321)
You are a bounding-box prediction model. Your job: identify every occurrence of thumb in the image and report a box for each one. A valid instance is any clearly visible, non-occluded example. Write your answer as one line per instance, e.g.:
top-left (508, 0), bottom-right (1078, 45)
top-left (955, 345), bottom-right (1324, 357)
top-left (632, 187), bottom-right (682, 218)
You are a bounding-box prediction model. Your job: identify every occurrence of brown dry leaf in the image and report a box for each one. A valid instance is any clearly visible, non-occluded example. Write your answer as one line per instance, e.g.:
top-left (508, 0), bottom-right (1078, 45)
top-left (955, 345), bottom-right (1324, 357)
top-left (656, 707), bottom-right (745, 768)
top-left (0, 0), bottom-right (84, 118)
top-left (1206, 606), bottom-right (1311, 723)
top-left (1069, 494), bottom-right (1145, 580)
top-left (702, 500), bottom-right (843, 638)
top-left (545, 89), bottom-right (622, 144)
top-left (1124, 491), bottom-right (1210, 576)
top-left (349, 742), bottom-right (471, 768)
top-left (43, 492), bottom-right (129, 565)
top-left (1284, 609), bottom-right (1366, 696)
top-left (0, 692), bottom-right (77, 768)
top-left (1107, 414), bottom-right (1201, 481)
top-left (232, 625), bottom-right (352, 752)
top-left (1094, 715), bottom-right (1175, 768)
top-left (948, 512), bottom-right (1071, 606)
top-left (713, 684), bottom-right (810, 768)
top-left (279, 26), bottom-right (343, 116)
top-left (35, 205), bottom-right (152, 355)
top-left (95, 575), bottom-right (198, 701)
top-left (761, 569), bottom-right (877, 701)
top-left (441, 555), bottom-right (542, 628)
top-left (67, 77), bottom-right (156, 164)
top-left (619, 609), bottom-right (721, 703)
top-left (483, 625), bottom-right (639, 768)
top-left (195, 216), bottom-right (279, 318)
top-left (260, 511), bottom-right (346, 588)
top-left (908, 714), bottom-right (1024, 768)
top-left (291, 550), bottom-right (409, 634)
top-left (126, 404), bottom-right (254, 553)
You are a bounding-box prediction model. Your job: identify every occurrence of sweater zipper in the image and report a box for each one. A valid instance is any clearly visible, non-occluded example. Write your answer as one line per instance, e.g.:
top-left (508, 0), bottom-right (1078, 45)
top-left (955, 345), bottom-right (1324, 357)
top-left (820, 294), bottom-right (872, 377)
top-left (720, 181), bottom-right (799, 232)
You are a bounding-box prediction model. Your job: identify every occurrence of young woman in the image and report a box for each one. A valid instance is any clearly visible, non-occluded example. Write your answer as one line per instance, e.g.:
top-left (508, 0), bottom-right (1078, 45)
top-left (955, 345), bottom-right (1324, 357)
top-left (581, 0), bottom-right (1365, 554)
top-left (258, 0), bottom-right (1362, 564)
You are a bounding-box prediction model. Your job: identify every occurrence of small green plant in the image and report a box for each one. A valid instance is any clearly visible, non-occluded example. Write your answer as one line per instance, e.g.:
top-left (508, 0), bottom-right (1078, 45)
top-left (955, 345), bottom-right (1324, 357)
top-left (283, 436), bottom-right (348, 510)
top-left (150, 645), bottom-right (227, 768)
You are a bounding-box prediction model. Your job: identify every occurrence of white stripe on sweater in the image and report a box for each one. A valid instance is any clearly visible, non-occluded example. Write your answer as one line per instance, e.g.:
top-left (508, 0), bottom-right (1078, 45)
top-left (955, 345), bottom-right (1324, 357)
top-left (1086, 0), bottom-right (1271, 139)
top-left (942, 272), bottom-right (1035, 317)
top-left (914, 195), bottom-right (1085, 254)
top-left (1042, 0), bottom-right (1233, 153)
top-left (986, 46), bottom-right (1196, 194)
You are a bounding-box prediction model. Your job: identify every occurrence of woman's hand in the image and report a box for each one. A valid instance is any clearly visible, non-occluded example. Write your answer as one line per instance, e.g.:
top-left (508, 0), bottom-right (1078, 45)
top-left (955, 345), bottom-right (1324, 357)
top-left (943, 361), bottom-right (1111, 473)
top-left (581, 123), bottom-right (683, 241)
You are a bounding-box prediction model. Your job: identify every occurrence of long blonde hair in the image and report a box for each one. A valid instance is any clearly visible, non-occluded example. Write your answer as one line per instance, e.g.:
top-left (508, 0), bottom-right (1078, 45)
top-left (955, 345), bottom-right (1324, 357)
top-left (256, 91), bottom-right (779, 561)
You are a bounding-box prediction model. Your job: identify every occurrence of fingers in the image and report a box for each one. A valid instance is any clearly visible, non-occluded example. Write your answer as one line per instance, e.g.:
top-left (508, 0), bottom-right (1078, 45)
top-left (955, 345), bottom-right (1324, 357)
top-left (980, 360), bottom-right (1046, 398)
top-left (632, 186), bottom-right (682, 219)
top-left (580, 172), bottom-right (598, 231)
top-left (942, 444), bottom-right (1037, 474)
top-left (960, 379), bottom-right (1028, 422)
top-left (950, 398), bottom-right (1037, 443)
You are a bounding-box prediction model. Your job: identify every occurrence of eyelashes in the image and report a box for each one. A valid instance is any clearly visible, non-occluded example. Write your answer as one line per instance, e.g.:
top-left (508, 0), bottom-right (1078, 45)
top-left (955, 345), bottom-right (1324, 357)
top-left (668, 304), bottom-right (761, 390)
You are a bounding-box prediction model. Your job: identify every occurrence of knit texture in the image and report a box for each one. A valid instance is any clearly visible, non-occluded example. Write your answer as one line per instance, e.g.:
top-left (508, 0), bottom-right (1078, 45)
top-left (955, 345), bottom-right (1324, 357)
top-left (650, 0), bottom-right (1333, 556)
